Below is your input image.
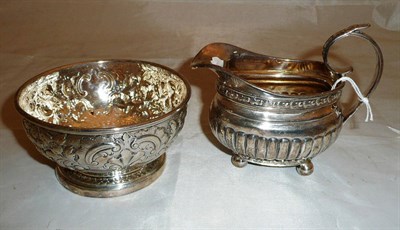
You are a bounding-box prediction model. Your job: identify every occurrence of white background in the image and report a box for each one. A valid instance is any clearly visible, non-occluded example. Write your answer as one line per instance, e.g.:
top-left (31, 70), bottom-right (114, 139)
top-left (1, 1), bottom-right (399, 229)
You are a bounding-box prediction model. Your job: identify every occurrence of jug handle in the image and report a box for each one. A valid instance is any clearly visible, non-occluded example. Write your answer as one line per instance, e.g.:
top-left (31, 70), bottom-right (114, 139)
top-left (322, 24), bottom-right (383, 123)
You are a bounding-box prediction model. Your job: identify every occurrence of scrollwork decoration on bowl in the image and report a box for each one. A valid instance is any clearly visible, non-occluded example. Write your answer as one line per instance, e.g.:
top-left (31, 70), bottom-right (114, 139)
top-left (23, 109), bottom-right (185, 172)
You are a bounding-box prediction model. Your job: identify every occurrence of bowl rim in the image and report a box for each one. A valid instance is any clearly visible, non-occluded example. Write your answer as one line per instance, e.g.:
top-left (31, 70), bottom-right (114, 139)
top-left (15, 59), bottom-right (191, 134)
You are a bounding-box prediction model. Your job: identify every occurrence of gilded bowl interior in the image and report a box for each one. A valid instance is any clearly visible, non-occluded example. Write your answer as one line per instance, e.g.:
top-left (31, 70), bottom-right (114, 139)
top-left (17, 61), bottom-right (189, 128)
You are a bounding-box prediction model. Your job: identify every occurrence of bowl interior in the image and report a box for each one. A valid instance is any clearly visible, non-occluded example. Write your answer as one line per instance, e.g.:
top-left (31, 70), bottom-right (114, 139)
top-left (17, 61), bottom-right (189, 129)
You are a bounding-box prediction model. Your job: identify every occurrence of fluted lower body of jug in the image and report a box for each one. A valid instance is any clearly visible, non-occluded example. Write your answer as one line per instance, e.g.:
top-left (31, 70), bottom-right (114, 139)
top-left (209, 90), bottom-right (344, 176)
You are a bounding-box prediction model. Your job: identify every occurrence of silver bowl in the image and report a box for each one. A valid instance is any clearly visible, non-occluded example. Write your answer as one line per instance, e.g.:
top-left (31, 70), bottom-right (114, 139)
top-left (15, 60), bottom-right (191, 197)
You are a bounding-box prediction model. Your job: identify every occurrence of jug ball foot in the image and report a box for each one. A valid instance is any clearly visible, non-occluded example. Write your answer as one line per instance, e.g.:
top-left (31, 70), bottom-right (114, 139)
top-left (231, 155), bottom-right (248, 168)
top-left (296, 159), bottom-right (314, 176)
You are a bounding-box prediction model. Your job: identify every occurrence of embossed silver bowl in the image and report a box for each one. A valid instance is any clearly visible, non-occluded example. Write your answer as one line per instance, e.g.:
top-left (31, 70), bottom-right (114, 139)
top-left (15, 60), bottom-right (190, 197)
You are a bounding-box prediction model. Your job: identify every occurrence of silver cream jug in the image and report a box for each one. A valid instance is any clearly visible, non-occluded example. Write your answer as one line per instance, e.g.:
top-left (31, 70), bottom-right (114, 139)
top-left (191, 24), bottom-right (383, 175)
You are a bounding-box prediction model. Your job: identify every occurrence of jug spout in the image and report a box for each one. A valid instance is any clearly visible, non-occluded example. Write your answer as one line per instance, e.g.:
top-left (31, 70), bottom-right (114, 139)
top-left (191, 42), bottom-right (239, 70)
top-left (191, 43), bottom-right (271, 97)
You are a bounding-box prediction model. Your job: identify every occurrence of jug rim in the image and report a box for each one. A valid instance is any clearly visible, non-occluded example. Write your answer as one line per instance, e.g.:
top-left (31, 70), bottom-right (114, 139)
top-left (191, 42), bottom-right (345, 99)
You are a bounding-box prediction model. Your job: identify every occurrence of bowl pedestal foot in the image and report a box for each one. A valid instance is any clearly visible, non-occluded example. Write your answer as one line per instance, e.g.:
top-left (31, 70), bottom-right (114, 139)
top-left (55, 153), bottom-right (166, 197)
